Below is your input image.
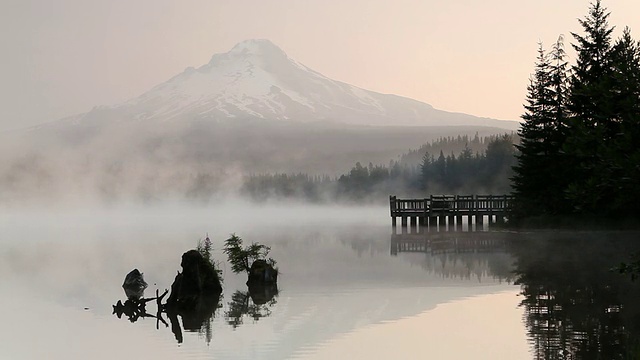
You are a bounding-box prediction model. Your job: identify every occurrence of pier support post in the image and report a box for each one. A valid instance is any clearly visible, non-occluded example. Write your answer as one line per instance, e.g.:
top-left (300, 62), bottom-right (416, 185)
top-left (488, 195), bottom-right (494, 225)
top-left (401, 216), bottom-right (407, 227)
top-left (450, 216), bottom-right (457, 231)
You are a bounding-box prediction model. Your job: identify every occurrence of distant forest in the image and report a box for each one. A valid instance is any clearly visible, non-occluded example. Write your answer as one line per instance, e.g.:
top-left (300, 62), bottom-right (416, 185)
top-left (241, 133), bottom-right (517, 203)
top-left (511, 0), bottom-right (640, 221)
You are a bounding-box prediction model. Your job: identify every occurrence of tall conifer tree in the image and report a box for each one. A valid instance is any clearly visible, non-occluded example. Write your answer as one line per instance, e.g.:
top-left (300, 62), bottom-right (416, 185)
top-left (569, 0), bottom-right (615, 130)
top-left (514, 0), bottom-right (640, 219)
top-left (604, 27), bottom-right (640, 212)
top-left (565, 0), bottom-right (618, 213)
top-left (512, 44), bottom-right (557, 215)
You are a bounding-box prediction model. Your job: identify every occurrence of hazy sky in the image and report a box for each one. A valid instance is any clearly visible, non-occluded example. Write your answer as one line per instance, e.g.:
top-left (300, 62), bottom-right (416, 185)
top-left (2, 0), bottom-right (640, 131)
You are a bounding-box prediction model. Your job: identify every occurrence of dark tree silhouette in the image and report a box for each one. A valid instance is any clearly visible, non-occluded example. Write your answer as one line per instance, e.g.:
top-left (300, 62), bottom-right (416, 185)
top-left (513, 0), bottom-right (640, 221)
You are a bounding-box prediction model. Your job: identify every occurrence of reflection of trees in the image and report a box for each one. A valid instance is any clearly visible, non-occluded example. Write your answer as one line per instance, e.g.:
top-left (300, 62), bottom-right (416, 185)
top-left (170, 293), bottom-right (222, 345)
top-left (391, 232), bottom-right (516, 281)
top-left (225, 285), bottom-right (278, 329)
top-left (511, 232), bottom-right (640, 359)
top-left (419, 251), bottom-right (515, 282)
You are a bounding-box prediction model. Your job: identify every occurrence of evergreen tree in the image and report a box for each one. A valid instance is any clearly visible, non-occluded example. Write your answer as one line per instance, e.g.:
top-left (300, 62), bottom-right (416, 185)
top-left (512, 44), bottom-right (559, 215)
top-left (547, 36), bottom-right (571, 213)
top-left (602, 27), bottom-right (640, 213)
top-left (484, 135), bottom-right (516, 192)
top-left (420, 151), bottom-right (433, 190)
top-left (563, 1), bottom-right (616, 212)
top-left (514, 0), bottom-right (640, 219)
top-left (562, 1), bottom-right (640, 214)
top-left (549, 35), bottom-right (570, 137)
top-left (435, 150), bottom-right (446, 186)
top-left (568, 0), bottom-right (615, 132)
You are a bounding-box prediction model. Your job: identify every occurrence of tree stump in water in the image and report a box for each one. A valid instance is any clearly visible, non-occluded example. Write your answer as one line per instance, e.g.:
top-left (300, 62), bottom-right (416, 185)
top-left (247, 259), bottom-right (278, 285)
top-left (166, 250), bottom-right (222, 310)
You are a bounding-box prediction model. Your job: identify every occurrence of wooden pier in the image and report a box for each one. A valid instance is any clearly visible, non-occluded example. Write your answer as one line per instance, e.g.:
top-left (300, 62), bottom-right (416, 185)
top-left (389, 195), bottom-right (514, 230)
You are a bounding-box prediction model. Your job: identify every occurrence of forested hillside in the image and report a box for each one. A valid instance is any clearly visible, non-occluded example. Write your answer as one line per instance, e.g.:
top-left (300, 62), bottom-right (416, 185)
top-left (242, 133), bottom-right (517, 203)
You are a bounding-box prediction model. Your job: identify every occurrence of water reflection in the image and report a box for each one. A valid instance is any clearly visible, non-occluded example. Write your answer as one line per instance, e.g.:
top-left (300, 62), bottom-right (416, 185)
top-left (390, 231), bottom-right (515, 281)
top-left (113, 276), bottom-right (222, 345)
top-left (112, 296), bottom-right (157, 323)
top-left (164, 292), bottom-right (222, 344)
top-left (112, 289), bottom-right (222, 344)
top-left (510, 232), bottom-right (640, 359)
top-left (113, 269), bottom-right (156, 323)
top-left (1, 208), bottom-right (524, 360)
top-left (225, 284), bottom-right (279, 329)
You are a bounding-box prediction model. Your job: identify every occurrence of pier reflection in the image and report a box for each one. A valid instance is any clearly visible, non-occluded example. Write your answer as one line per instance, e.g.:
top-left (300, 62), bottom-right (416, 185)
top-left (390, 230), bottom-right (510, 255)
top-left (390, 230), bottom-right (515, 281)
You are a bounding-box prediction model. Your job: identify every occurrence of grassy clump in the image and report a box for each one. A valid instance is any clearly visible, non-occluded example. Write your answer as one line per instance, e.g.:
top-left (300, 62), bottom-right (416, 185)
top-left (223, 234), bottom-right (277, 275)
top-left (197, 234), bottom-right (223, 281)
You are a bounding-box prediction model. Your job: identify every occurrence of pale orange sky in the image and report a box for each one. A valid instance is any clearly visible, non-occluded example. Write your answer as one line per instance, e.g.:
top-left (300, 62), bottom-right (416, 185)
top-left (2, 0), bottom-right (639, 130)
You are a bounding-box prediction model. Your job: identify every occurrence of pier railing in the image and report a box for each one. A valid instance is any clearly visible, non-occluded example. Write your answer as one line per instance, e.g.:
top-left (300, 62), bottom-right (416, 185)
top-left (390, 194), bottom-right (514, 228)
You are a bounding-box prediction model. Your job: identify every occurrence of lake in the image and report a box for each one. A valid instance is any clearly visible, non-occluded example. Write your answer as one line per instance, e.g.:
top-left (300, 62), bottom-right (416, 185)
top-left (1, 203), bottom-right (639, 359)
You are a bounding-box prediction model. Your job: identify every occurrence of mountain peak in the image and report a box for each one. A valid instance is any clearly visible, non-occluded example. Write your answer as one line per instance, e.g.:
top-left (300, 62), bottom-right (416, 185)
top-left (207, 39), bottom-right (289, 67)
top-left (228, 39), bottom-right (284, 55)
top-left (122, 39), bottom-right (518, 129)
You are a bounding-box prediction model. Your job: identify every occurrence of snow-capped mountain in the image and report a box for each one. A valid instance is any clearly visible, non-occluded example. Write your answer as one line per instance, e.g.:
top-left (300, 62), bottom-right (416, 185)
top-left (61, 39), bottom-right (517, 129)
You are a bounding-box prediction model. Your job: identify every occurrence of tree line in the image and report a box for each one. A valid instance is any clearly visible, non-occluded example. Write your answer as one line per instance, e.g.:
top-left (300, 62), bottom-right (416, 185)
top-left (512, 0), bottom-right (640, 221)
top-left (241, 133), bottom-right (516, 203)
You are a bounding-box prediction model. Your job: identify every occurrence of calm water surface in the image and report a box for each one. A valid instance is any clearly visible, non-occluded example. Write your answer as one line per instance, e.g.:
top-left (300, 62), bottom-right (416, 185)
top-left (0, 204), bottom-right (638, 359)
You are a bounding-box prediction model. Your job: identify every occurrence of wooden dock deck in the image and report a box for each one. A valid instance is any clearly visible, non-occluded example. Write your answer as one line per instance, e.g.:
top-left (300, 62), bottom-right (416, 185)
top-left (389, 195), bottom-right (514, 229)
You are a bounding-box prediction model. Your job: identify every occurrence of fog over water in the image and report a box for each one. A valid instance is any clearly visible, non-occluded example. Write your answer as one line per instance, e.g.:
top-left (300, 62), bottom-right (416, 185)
top-left (0, 202), bottom-right (527, 359)
top-left (4, 199), bottom-right (640, 359)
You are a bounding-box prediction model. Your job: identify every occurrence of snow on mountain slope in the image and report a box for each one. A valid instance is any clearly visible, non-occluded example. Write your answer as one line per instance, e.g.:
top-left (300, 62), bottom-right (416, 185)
top-left (46, 40), bottom-right (519, 130)
top-left (53, 39), bottom-right (518, 129)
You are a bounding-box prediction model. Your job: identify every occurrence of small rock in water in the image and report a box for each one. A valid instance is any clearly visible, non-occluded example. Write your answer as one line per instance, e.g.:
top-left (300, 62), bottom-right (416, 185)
top-left (122, 268), bottom-right (148, 300)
